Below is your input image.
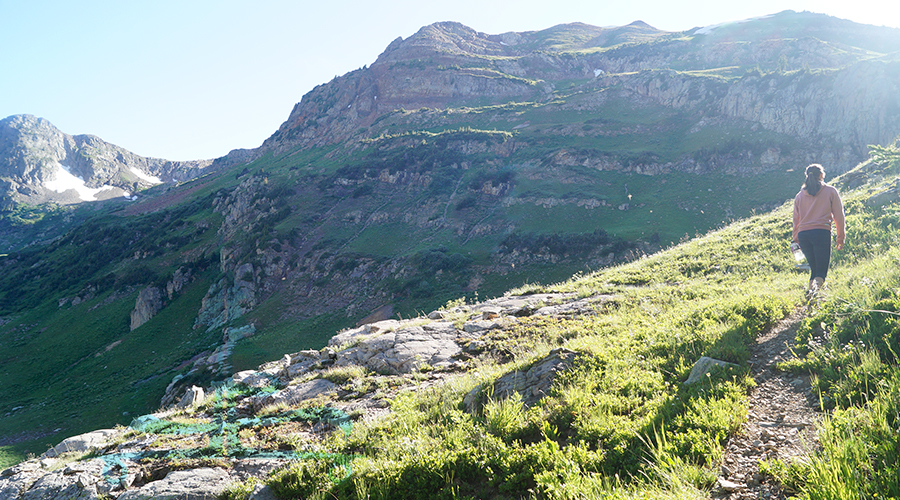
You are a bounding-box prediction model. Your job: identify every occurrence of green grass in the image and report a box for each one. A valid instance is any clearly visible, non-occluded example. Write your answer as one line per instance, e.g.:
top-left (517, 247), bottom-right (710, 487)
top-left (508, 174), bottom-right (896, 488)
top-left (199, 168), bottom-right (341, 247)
top-left (0, 273), bottom-right (219, 458)
top-left (0, 446), bottom-right (27, 470)
top-left (238, 170), bottom-right (811, 500)
top-left (222, 151), bottom-right (900, 500)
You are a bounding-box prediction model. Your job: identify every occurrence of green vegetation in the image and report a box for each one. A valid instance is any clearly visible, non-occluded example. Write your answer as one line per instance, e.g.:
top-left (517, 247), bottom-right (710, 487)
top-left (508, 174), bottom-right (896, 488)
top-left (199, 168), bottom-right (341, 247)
top-left (203, 150), bottom-right (900, 498)
top-left (0, 119), bottom-right (816, 464)
top-left (3, 14), bottom-right (899, 494)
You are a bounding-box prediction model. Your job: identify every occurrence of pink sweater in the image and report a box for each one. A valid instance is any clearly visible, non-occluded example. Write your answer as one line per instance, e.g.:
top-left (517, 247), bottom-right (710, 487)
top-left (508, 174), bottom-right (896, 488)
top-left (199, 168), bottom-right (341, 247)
top-left (792, 184), bottom-right (845, 244)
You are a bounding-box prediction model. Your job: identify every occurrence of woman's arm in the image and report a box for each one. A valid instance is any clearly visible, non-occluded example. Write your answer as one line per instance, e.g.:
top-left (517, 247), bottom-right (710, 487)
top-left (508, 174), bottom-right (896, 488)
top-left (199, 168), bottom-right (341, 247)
top-left (832, 189), bottom-right (846, 250)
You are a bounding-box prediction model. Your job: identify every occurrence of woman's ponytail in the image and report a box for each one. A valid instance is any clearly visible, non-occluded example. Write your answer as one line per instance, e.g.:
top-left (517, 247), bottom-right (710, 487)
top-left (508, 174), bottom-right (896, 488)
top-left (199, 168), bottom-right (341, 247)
top-left (804, 164), bottom-right (824, 196)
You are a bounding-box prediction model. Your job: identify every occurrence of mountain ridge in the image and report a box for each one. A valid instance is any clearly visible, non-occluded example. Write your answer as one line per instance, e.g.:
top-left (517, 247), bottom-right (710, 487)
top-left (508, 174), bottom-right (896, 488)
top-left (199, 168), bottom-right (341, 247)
top-left (260, 10), bottom-right (900, 171)
top-left (0, 114), bottom-right (214, 209)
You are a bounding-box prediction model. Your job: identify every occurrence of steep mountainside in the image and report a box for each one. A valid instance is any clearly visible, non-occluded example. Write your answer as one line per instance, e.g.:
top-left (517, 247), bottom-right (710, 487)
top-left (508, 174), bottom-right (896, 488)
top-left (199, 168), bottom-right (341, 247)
top-left (0, 114), bottom-right (213, 209)
top-left (263, 11), bottom-right (900, 172)
top-left (1, 10), bottom-right (900, 464)
top-left (2, 142), bottom-right (899, 499)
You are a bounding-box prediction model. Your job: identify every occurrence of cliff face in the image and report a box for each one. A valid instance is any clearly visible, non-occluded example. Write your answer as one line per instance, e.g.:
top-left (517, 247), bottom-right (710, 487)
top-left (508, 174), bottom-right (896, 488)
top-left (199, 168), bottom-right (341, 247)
top-left (0, 114), bottom-right (214, 208)
top-left (262, 12), bottom-right (900, 173)
top-left (604, 58), bottom-right (900, 162)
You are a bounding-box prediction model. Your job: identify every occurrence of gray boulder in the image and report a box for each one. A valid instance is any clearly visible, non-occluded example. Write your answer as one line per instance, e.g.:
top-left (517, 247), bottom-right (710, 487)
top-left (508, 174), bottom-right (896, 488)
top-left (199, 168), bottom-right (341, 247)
top-left (685, 356), bottom-right (739, 385)
top-left (465, 348), bottom-right (580, 412)
top-left (256, 379), bottom-right (338, 410)
top-left (43, 429), bottom-right (120, 458)
top-left (116, 467), bottom-right (232, 500)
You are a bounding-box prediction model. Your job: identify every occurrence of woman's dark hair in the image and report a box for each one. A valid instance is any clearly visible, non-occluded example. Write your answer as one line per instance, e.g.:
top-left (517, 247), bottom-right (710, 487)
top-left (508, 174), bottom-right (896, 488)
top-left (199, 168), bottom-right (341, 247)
top-left (804, 164), bottom-right (825, 196)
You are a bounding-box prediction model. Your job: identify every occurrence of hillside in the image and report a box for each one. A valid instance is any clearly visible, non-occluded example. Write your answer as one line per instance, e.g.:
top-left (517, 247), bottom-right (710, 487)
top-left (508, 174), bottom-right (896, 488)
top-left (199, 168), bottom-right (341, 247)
top-left (1, 9), bottom-right (900, 480)
top-left (1, 143), bottom-right (898, 499)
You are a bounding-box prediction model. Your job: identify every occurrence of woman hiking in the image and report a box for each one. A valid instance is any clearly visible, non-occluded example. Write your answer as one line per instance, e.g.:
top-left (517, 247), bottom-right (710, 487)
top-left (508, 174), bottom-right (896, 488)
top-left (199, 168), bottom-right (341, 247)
top-left (792, 164), bottom-right (846, 294)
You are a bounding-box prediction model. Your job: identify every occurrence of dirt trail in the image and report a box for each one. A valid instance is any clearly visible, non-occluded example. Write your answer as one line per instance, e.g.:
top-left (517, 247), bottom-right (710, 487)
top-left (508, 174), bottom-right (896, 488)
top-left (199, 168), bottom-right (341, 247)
top-left (714, 308), bottom-right (821, 499)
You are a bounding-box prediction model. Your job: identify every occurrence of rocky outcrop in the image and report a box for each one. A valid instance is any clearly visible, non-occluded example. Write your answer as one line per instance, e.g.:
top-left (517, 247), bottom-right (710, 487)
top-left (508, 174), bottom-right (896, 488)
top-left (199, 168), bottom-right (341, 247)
top-left (129, 286), bottom-right (163, 331)
top-left (465, 347), bottom-right (580, 412)
top-left (194, 272), bottom-right (257, 332)
top-left (116, 468), bottom-right (232, 500)
top-left (129, 267), bottom-right (193, 330)
top-left (334, 321), bottom-right (469, 374)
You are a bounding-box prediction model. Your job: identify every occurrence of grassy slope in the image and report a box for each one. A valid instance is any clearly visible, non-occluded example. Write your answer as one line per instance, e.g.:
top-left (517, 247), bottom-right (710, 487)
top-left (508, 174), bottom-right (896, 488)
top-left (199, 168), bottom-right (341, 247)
top-left (0, 127), bottom-right (809, 469)
top-left (233, 150), bottom-right (900, 499)
top-left (0, 179), bottom-right (226, 463)
top-left (0, 274), bottom-right (220, 464)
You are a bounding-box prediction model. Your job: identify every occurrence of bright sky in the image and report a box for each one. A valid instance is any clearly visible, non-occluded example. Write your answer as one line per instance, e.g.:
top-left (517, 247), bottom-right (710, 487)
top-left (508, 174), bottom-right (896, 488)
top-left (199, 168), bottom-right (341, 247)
top-left (2, 0), bottom-right (898, 161)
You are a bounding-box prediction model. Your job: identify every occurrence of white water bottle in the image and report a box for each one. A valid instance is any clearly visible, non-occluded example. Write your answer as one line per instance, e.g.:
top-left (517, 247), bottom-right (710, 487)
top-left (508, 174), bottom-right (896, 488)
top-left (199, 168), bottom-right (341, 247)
top-left (790, 242), bottom-right (804, 262)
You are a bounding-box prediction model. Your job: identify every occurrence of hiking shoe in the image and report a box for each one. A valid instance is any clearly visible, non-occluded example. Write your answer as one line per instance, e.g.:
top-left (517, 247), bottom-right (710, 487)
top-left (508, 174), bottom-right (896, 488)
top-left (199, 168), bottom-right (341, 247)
top-left (806, 279), bottom-right (819, 302)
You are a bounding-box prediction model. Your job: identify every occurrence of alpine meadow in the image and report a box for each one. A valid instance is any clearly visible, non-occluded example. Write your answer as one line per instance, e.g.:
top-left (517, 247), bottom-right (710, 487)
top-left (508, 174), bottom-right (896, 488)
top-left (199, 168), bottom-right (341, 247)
top-left (1, 9), bottom-right (900, 500)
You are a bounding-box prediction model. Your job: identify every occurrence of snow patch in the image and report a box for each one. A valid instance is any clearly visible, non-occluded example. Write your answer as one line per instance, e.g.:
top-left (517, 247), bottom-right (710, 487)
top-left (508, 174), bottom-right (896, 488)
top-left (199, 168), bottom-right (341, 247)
top-left (46, 163), bottom-right (124, 201)
top-left (130, 167), bottom-right (162, 184)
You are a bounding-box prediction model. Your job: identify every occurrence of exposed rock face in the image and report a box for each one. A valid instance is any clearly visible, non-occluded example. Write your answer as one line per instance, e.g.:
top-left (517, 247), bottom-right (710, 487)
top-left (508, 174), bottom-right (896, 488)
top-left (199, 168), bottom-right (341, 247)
top-left (166, 267), bottom-right (190, 300)
top-left (130, 286), bottom-right (163, 331)
top-left (17, 459), bottom-right (106, 500)
top-left (465, 348), bottom-right (580, 412)
top-left (262, 12), bottom-right (900, 174)
top-left (129, 267), bottom-right (193, 330)
top-left (116, 468), bottom-right (232, 500)
top-left (0, 114), bottom-right (214, 208)
top-left (194, 271), bottom-right (257, 332)
top-left (334, 322), bottom-right (468, 374)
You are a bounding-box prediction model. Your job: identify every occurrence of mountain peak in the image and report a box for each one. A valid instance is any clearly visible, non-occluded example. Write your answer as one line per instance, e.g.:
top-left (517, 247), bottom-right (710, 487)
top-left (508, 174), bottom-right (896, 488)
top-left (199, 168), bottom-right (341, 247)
top-left (626, 20), bottom-right (656, 29)
top-left (0, 114), bottom-right (213, 207)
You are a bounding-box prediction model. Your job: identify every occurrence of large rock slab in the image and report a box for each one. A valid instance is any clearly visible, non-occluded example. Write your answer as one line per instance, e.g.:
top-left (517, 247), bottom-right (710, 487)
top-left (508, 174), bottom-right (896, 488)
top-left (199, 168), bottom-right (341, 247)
top-left (117, 467), bottom-right (232, 500)
top-left (335, 322), bottom-right (463, 374)
top-left (43, 429), bottom-right (120, 458)
top-left (256, 379), bottom-right (338, 410)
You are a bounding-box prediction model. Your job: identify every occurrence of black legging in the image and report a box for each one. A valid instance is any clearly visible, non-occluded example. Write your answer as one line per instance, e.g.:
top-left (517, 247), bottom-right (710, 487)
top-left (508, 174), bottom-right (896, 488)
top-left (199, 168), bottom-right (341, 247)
top-left (798, 229), bottom-right (832, 281)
